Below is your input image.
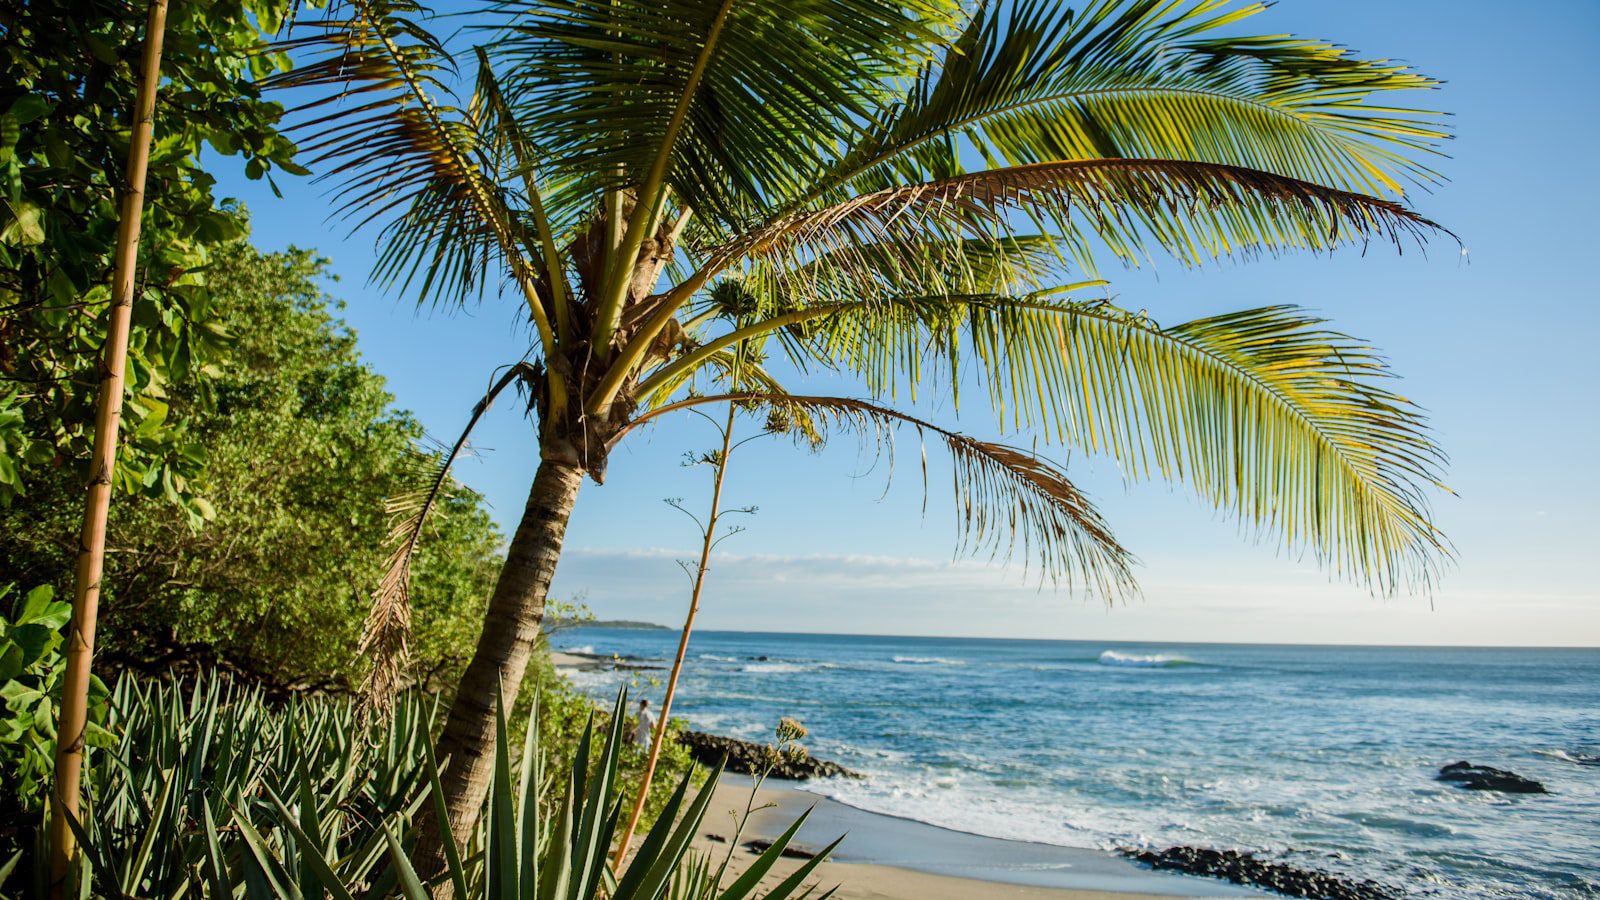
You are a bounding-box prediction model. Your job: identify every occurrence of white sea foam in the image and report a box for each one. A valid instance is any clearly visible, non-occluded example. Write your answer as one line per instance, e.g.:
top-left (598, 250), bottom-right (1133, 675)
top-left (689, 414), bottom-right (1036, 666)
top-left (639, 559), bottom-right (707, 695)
top-left (1536, 748), bottom-right (1600, 766)
top-left (1097, 650), bottom-right (1191, 668)
top-left (563, 644), bottom-right (595, 655)
top-left (560, 668), bottom-right (621, 691)
top-left (892, 655), bottom-right (965, 666)
top-left (697, 653), bottom-right (740, 662)
top-left (804, 767), bottom-right (1112, 849)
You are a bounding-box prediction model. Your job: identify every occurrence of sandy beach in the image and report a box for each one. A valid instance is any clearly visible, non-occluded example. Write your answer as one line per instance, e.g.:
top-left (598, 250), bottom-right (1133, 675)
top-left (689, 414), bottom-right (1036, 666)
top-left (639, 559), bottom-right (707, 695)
top-left (676, 776), bottom-right (1250, 899)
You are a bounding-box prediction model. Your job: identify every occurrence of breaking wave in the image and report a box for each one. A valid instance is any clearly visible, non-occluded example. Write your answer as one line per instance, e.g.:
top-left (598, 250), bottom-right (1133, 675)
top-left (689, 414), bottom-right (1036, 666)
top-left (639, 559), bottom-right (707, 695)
top-left (1097, 650), bottom-right (1193, 668)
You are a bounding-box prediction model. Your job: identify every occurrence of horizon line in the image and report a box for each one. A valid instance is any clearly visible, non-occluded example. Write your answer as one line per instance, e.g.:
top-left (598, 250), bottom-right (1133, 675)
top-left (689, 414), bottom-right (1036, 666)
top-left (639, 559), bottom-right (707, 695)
top-left (563, 623), bottom-right (1600, 651)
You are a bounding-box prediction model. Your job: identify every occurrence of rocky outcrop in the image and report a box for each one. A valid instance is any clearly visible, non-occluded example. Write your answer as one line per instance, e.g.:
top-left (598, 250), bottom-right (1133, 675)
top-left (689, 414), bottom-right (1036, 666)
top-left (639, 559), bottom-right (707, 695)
top-left (1436, 761), bottom-right (1547, 794)
top-left (1121, 847), bottom-right (1396, 900)
top-left (742, 839), bottom-right (829, 860)
top-left (677, 731), bottom-right (861, 780)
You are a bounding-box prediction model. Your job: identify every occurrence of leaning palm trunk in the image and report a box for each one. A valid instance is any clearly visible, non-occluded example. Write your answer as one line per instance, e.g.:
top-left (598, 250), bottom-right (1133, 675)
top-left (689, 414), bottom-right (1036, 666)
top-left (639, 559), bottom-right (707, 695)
top-left (418, 457), bottom-right (584, 869)
top-left (48, 0), bottom-right (169, 892)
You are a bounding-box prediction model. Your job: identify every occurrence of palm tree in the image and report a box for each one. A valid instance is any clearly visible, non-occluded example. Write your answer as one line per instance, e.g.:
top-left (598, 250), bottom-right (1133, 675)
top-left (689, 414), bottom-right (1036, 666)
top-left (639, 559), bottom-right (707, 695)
top-left (273, 0), bottom-right (1454, 865)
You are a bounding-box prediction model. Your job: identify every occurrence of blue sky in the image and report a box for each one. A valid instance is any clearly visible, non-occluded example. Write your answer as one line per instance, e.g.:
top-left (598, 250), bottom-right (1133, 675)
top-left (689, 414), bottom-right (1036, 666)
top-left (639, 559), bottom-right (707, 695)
top-left (217, 0), bottom-right (1600, 646)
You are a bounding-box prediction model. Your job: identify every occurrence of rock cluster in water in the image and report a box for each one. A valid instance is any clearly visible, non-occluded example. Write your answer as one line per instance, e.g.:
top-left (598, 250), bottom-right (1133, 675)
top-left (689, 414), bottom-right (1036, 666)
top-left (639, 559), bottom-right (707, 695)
top-left (1121, 847), bottom-right (1396, 900)
top-left (676, 731), bottom-right (860, 780)
top-left (1436, 760), bottom-right (1547, 793)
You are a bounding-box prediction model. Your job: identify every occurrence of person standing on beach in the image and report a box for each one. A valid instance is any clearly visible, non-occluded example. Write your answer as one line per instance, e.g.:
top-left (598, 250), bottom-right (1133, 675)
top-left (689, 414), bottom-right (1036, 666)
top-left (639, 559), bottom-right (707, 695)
top-left (632, 698), bottom-right (655, 746)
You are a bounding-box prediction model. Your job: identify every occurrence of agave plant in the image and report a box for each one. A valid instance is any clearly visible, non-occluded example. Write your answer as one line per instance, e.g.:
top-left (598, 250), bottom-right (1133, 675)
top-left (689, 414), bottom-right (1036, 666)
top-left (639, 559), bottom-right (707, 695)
top-left (270, 0), bottom-right (1458, 861)
top-left (342, 689), bottom-right (839, 900)
top-left (10, 677), bottom-right (436, 898)
top-left (5, 678), bottom-right (832, 899)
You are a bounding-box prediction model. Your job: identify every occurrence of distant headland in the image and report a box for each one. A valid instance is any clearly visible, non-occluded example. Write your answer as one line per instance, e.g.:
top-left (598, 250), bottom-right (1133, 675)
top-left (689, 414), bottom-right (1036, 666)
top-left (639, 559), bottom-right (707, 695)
top-left (548, 618), bottom-right (670, 631)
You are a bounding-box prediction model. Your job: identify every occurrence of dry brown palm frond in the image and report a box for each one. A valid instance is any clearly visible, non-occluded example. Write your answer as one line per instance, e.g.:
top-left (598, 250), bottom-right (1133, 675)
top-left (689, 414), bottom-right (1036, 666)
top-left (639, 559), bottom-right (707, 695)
top-left (356, 363), bottom-right (537, 722)
top-left (619, 392), bottom-right (1138, 599)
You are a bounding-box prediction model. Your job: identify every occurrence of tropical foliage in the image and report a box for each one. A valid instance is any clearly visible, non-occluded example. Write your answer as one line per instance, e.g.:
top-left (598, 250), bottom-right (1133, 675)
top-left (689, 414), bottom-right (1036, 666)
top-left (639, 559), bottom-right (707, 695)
top-left (0, 243), bottom-right (503, 691)
top-left (0, 0), bottom-right (299, 512)
top-left (0, 585), bottom-right (112, 820)
top-left (269, 0), bottom-right (1456, 844)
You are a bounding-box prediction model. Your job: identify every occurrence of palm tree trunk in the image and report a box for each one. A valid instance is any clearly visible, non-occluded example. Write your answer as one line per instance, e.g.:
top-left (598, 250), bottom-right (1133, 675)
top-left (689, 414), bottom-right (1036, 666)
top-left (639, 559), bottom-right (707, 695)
top-left (48, 0), bottom-right (168, 893)
top-left (416, 456), bottom-right (585, 871)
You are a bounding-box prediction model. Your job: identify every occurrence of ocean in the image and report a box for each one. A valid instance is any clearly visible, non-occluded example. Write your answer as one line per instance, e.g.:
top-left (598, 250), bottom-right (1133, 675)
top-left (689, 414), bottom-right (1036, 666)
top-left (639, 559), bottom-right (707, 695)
top-left (553, 628), bottom-right (1599, 898)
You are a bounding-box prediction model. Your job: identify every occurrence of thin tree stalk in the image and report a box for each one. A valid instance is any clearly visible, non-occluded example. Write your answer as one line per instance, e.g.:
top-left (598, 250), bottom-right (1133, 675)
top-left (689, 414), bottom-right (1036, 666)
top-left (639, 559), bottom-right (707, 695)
top-left (48, 0), bottom-right (169, 891)
top-left (613, 398), bottom-right (739, 867)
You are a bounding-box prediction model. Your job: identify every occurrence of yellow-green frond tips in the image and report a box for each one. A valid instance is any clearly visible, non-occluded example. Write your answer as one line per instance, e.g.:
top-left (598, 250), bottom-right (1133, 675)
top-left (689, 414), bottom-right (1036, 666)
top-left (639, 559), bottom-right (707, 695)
top-left (820, 0), bottom-right (1447, 209)
top-left (1030, 303), bottom-right (1451, 595)
top-left (773, 297), bottom-right (1451, 595)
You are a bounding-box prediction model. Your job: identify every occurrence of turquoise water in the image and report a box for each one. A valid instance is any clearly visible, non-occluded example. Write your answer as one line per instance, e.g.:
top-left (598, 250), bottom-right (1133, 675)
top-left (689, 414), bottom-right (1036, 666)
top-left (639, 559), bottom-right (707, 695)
top-left (554, 629), bottom-right (1600, 898)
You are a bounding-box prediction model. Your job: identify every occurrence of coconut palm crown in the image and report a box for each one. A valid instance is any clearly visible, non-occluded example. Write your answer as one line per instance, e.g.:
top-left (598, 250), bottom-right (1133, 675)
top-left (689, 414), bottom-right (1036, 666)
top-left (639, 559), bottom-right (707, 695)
top-left (271, 0), bottom-right (1455, 864)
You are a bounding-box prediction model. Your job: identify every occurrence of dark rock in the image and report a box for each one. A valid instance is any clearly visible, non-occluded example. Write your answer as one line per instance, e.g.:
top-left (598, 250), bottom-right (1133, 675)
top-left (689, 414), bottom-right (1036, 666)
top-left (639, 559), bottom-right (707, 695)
top-left (705, 833), bottom-right (727, 843)
top-left (1120, 846), bottom-right (1397, 900)
top-left (743, 839), bottom-right (827, 861)
top-left (676, 731), bottom-right (861, 780)
top-left (1437, 761), bottom-right (1547, 794)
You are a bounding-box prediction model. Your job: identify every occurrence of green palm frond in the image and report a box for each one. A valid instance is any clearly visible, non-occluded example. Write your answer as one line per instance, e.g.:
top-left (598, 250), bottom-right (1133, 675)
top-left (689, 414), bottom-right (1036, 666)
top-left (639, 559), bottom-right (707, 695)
top-left (634, 345), bottom-right (792, 412)
top-left (786, 297), bottom-right (1450, 593)
top-left (269, 0), bottom-right (546, 324)
top-left (745, 234), bottom-right (1080, 313)
top-left (623, 393), bottom-right (1138, 596)
top-left (487, 0), bottom-right (961, 234)
top-left (806, 0), bottom-right (1446, 209)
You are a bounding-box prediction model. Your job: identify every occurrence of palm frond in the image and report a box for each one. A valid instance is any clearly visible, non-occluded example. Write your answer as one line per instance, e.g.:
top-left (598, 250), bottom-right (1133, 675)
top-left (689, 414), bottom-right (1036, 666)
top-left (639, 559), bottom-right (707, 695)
top-left (357, 363), bottom-right (537, 719)
top-left (748, 234), bottom-right (1079, 313)
top-left (781, 297), bottom-right (1451, 593)
top-left (486, 0), bottom-right (962, 237)
top-left (805, 0), bottom-right (1446, 209)
top-left (621, 393), bottom-right (1138, 597)
top-left (727, 159), bottom-right (1446, 280)
top-left (268, 0), bottom-right (548, 327)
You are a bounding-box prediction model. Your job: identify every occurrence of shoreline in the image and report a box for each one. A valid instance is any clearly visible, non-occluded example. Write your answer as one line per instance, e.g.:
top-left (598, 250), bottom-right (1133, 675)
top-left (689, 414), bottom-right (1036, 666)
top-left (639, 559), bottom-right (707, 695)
top-left (553, 651), bottom-right (1255, 899)
top-left (685, 775), bottom-right (1258, 899)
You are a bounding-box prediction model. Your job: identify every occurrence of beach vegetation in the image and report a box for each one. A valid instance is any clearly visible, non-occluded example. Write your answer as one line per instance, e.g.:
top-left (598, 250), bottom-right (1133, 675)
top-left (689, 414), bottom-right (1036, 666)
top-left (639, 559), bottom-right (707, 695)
top-left (0, 585), bottom-right (112, 819)
top-left (0, 677), bottom-right (823, 899)
top-left (267, 0), bottom-right (1458, 855)
top-left (0, 237), bottom-right (698, 881)
top-left (0, 242), bottom-right (503, 694)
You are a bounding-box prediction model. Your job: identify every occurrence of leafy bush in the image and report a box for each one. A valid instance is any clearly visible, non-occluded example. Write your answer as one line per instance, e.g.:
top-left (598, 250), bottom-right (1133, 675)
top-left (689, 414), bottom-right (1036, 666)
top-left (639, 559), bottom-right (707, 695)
top-left (0, 244), bottom-right (503, 692)
top-left (0, 585), bottom-right (111, 820)
top-left (0, 0), bottom-right (297, 508)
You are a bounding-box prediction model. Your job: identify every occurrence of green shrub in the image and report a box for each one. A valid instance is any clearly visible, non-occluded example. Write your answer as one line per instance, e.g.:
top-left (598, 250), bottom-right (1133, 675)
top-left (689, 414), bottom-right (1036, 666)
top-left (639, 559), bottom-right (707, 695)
top-left (0, 585), bottom-right (112, 820)
top-left (0, 243), bottom-right (503, 694)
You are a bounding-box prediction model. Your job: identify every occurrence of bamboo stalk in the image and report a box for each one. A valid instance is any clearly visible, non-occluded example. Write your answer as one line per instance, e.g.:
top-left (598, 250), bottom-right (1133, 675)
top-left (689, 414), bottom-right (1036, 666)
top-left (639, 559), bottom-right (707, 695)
top-left (613, 398), bottom-right (740, 867)
top-left (47, 0), bottom-right (170, 891)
